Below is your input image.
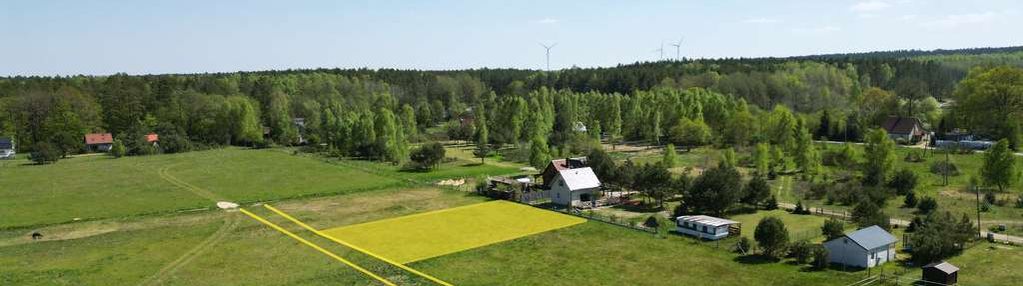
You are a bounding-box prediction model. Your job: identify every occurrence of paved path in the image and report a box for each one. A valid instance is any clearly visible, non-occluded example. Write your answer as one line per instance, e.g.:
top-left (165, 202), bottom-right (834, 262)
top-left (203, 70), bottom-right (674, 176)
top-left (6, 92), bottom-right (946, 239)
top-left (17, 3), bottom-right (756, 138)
top-left (776, 202), bottom-right (1023, 244)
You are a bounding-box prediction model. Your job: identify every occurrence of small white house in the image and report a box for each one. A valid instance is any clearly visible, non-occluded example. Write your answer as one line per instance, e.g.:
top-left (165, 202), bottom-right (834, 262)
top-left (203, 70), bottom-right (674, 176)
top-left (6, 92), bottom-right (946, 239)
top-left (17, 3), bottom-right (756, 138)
top-left (824, 225), bottom-right (897, 268)
top-left (675, 215), bottom-right (739, 240)
top-left (0, 137), bottom-right (14, 160)
top-left (549, 167), bottom-right (601, 207)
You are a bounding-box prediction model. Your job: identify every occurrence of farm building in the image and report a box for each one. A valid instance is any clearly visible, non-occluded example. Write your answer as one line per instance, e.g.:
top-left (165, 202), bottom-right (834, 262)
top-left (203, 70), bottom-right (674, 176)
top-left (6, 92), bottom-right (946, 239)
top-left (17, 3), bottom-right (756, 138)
top-left (675, 215), bottom-right (740, 240)
top-left (549, 167), bottom-right (601, 207)
top-left (0, 137), bottom-right (14, 159)
top-left (84, 133), bottom-right (114, 152)
top-left (922, 261), bottom-right (959, 285)
top-left (881, 116), bottom-right (927, 143)
top-left (823, 225), bottom-right (897, 269)
top-left (540, 157), bottom-right (588, 188)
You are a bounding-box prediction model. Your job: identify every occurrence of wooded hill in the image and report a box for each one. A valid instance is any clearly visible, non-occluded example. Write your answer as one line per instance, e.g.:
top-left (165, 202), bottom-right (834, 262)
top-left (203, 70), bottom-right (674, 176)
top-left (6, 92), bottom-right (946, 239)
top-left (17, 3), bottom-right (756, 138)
top-left (1, 46), bottom-right (1022, 162)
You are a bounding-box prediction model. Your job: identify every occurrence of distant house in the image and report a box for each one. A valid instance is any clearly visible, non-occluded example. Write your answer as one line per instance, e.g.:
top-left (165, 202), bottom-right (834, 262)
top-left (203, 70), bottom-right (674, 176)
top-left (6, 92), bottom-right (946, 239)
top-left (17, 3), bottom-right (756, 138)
top-left (84, 133), bottom-right (114, 152)
top-left (0, 137), bottom-right (14, 159)
top-left (572, 121), bottom-right (588, 133)
top-left (292, 117), bottom-right (308, 145)
top-left (549, 167), bottom-right (601, 207)
top-left (922, 261), bottom-right (959, 285)
top-left (881, 116), bottom-right (927, 143)
top-left (823, 225), bottom-right (897, 268)
top-left (146, 133), bottom-right (159, 147)
top-left (675, 215), bottom-right (740, 240)
top-left (540, 157), bottom-right (588, 188)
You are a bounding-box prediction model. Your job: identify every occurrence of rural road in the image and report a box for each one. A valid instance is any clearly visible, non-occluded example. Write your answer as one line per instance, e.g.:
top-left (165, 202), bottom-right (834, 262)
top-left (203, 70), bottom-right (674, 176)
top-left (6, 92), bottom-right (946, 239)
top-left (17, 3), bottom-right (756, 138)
top-left (777, 202), bottom-right (1023, 244)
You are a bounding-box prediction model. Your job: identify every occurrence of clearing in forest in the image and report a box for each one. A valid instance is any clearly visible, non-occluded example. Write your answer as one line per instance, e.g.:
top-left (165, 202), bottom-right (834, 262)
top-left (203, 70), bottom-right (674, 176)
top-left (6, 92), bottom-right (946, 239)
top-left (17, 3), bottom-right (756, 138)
top-left (321, 200), bottom-right (584, 263)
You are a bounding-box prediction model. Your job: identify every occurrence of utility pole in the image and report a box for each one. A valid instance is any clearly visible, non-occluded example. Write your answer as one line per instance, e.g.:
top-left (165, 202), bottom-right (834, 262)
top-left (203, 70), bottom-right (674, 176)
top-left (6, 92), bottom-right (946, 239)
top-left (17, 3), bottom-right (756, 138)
top-left (975, 183), bottom-right (982, 239)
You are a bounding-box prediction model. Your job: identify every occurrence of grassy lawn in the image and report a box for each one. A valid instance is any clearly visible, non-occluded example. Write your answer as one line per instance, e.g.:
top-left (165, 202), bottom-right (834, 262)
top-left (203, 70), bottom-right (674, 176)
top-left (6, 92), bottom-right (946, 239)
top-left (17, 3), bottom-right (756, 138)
top-left (0, 154), bottom-right (207, 229)
top-left (0, 148), bottom-right (403, 229)
top-left (730, 209), bottom-right (833, 243)
top-left (412, 221), bottom-right (861, 286)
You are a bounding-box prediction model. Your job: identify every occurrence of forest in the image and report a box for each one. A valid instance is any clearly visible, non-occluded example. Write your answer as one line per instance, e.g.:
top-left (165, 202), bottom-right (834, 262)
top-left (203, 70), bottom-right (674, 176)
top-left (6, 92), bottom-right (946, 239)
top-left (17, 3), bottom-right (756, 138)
top-left (1, 46), bottom-right (1023, 164)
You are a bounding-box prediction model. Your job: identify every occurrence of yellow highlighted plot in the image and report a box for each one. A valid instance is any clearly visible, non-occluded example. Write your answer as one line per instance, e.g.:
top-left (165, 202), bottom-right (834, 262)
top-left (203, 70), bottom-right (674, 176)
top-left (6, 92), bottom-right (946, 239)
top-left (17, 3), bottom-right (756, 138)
top-left (321, 200), bottom-right (586, 264)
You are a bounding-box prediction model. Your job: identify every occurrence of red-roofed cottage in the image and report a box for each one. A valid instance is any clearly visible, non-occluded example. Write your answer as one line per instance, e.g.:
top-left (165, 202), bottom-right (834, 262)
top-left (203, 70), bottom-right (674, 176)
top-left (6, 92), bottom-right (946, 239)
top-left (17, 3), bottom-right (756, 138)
top-left (84, 133), bottom-right (114, 152)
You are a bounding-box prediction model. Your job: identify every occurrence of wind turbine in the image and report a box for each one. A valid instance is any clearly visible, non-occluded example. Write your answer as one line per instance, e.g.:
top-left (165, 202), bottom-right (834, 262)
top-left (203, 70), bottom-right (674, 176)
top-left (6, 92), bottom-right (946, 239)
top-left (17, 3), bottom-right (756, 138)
top-left (653, 41), bottom-right (665, 61)
top-left (671, 36), bottom-right (684, 61)
top-left (540, 42), bottom-right (557, 71)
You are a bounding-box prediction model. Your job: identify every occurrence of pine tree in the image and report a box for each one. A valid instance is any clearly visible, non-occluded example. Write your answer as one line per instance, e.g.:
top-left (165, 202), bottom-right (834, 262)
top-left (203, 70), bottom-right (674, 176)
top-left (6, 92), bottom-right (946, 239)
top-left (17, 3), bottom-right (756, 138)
top-left (529, 135), bottom-right (551, 170)
top-left (662, 144), bottom-right (678, 168)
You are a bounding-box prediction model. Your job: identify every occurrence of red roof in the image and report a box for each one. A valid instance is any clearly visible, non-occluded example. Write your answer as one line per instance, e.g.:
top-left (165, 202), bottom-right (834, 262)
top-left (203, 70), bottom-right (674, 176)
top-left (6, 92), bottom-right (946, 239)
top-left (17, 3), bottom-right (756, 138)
top-left (881, 116), bottom-right (925, 136)
top-left (84, 133), bottom-right (113, 145)
top-left (146, 133), bottom-right (159, 143)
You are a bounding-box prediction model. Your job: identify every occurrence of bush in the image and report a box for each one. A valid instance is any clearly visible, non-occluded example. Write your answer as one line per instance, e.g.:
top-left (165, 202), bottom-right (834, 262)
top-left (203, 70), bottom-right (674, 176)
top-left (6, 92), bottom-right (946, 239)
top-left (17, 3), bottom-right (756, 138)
top-left (1017, 193), bottom-right (1023, 208)
top-left (643, 216), bottom-right (659, 228)
top-left (793, 201), bottom-right (811, 215)
top-left (110, 140), bottom-right (126, 158)
top-left (917, 197), bottom-right (938, 215)
top-left (29, 142), bottom-right (61, 164)
top-left (887, 169), bottom-right (918, 195)
top-left (160, 134), bottom-right (192, 154)
top-left (764, 195), bottom-right (779, 210)
top-left (904, 150), bottom-right (925, 162)
top-left (736, 237), bottom-right (753, 254)
top-left (984, 192), bottom-right (997, 205)
top-left (821, 218), bottom-right (845, 241)
top-left (789, 240), bottom-right (813, 264)
top-left (904, 191), bottom-right (918, 207)
top-left (754, 216), bottom-right (789, 259)
top-left (407, 142), bottom-right (446, 170)
top-left (811, 245), bottom-right (830, 269)
top-left (930, 161), bottom-right (960, 176)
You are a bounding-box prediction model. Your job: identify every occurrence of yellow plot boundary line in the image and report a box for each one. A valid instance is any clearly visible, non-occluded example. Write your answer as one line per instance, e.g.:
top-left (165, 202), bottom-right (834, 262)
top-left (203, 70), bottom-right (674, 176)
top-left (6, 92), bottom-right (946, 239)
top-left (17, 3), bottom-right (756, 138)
top-left (238, 208), bottom-right (397, 286)
top-left (263, 204), bottom-right (454, 286)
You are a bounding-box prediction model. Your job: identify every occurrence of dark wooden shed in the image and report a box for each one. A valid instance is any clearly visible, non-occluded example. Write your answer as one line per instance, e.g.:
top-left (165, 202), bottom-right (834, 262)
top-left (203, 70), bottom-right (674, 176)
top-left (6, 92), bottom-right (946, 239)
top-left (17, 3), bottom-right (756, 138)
top-left (922, 261), bottom-right (958, 285)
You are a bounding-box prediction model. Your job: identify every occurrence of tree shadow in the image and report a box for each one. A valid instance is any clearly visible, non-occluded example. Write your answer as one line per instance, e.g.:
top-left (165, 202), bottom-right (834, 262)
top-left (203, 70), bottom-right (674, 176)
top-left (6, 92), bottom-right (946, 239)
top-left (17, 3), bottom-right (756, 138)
top-left (461, 162), bottom-right (484, 167)
top-left (613, 203), bottom-right (663, 213)
top-left (733, 254), bottom-right (779, 265)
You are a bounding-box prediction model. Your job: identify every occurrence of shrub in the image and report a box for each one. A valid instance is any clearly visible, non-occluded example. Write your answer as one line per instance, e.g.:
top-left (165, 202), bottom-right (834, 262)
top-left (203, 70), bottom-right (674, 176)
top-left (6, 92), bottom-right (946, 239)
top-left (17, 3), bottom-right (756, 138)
top-left (917, 197), bottom-right (938, 215)
top-left (764, 195), bottom-right (779, 210)
top-left (1017, 194), bottom-right (1023, 208)
top-left (407, 142), bottom-right (446, 170)
top-left (29, 142), bottom-right (61, 164)
top-left (789, 240), bottom-right (813, 264)
top-left (793, 201), bottom-right (811, 215)
top-left (887, 169), bottom-right (918, 195)
top-left (930, 161), bottom-right (960, 176)
top-left (904, 191), bottom-right (918, 207)
top-left (754, 216), bottom-right (789, 259)
top-left (984, 192), bottom-right (997, 205)
top-left (110, 140), bottom-right (126, 158)
top-left (904, 150), bottom-right (925, 162)
top-left (736, 237), bottom-right (753, 254)
top-left (811, 245), bottom-right (830, 269)
top-left (821, 218), bottom-right (845, 241)
top-left (643, 216), bottom-right (659, 228)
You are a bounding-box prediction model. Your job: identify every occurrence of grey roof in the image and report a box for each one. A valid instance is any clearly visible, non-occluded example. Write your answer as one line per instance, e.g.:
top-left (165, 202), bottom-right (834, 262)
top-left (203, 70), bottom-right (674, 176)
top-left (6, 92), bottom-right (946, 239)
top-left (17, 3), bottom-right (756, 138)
top-left (924, 261), bottom-right (959, 274)
top-left (842, 225), bottom-right (897, 250)
top-left (557, 167), bottom-right (601, 191)
top-left (0, 138), bottom-right (12, 149)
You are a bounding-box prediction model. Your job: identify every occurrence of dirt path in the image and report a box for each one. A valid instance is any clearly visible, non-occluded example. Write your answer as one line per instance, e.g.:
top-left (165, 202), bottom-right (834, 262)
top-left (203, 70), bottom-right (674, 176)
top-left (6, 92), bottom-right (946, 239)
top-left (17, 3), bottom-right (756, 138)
top-left (157, 164), bottom-right (225, 202)
top-left (136, 212), bottom-right (240, 286)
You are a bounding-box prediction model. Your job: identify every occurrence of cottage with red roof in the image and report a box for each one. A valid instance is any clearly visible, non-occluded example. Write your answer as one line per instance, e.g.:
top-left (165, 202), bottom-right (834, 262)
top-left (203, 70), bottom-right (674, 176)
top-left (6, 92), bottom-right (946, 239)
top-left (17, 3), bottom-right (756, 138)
top-left (84, 133), bottom-right (114, 152)
top-left (881, 116), bottom-right (927, 144)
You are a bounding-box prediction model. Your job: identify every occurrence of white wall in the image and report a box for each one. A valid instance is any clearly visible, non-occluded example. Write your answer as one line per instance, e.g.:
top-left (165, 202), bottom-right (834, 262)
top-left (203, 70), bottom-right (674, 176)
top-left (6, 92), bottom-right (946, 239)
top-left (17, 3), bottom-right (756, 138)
top-left (824, 238), bottom-right (894, 268)
top-left (549, 176), bottom-right (596, 207)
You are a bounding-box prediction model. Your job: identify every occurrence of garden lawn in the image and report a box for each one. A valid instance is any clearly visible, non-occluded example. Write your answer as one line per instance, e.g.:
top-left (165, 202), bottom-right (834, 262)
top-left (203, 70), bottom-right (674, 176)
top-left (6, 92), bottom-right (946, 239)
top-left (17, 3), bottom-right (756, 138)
top-left (730, 209), bottom-right (834, 242)
top-left (0, 155), bottom-right (205, 229)
top-left (321, 200), bottom-right (585, 263)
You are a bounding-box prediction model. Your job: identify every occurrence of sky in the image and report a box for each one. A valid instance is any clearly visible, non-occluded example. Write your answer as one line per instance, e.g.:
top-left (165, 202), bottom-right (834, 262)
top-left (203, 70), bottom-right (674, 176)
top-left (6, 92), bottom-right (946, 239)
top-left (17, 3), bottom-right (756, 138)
top-left (1, 0), bottom-right (1021, 76)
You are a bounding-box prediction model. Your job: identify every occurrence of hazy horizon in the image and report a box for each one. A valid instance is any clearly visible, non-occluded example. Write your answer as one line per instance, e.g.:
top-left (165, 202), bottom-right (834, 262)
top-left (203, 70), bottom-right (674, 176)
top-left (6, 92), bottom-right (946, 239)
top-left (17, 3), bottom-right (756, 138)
top-left (3, 0), bottom-right (1021, 76)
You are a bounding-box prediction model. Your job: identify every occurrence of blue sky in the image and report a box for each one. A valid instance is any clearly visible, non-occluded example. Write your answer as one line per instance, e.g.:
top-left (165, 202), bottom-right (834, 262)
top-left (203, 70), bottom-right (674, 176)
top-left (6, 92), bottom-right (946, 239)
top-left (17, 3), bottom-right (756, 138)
top-left (2, 0), bottom-right (1020, 76)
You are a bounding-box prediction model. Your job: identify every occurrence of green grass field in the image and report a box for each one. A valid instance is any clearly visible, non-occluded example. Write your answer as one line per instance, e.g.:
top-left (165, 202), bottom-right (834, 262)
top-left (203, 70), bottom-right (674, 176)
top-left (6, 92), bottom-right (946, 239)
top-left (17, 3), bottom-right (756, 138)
top-left (0, 148), bottom-right (403, 229)
top-left (322, 200), bottom-right (585, 263)
top-left (730, 210), bottom-right (834, 242)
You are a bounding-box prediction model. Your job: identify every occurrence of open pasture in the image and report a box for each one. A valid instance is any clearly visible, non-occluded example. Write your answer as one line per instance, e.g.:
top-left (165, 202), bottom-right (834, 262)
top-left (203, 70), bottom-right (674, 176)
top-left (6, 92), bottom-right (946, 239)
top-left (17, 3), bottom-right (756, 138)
top-left (322, 200), bottom-right (585, 264)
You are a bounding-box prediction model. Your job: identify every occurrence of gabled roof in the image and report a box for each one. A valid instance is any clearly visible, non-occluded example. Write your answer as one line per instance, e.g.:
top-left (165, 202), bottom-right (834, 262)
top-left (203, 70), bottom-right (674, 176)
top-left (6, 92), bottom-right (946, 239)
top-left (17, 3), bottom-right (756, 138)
top-left (84, 133), bottom-right (114, 145)
top-left (549, 157), bottom-right (588, 171)
top-left (146, 133), bottom-right (159, 143)
top-left (923, 261), bottom-right (959, 274)
top-left (677, 215), bottom-right (739, 227)
top-left (881, 116), bottom-right (925, 136)
top-left (557, 167), bottom-right (601, 191)
top-left (835, 225), bottom-right (897, 250)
